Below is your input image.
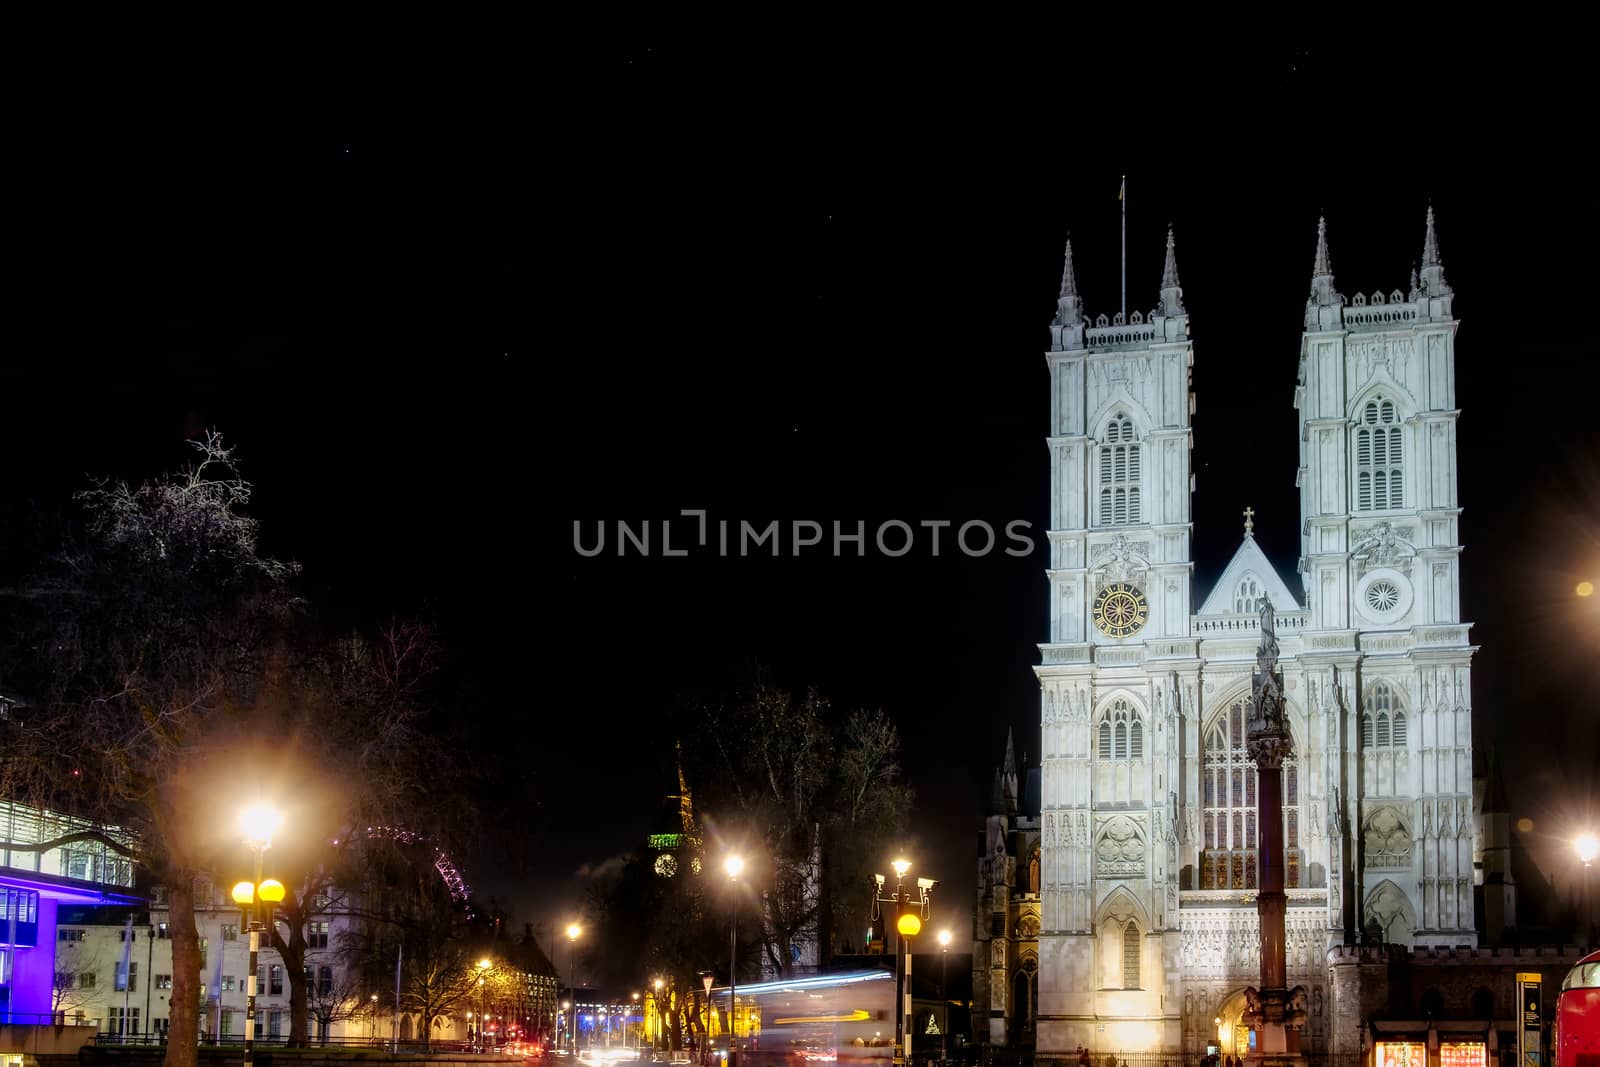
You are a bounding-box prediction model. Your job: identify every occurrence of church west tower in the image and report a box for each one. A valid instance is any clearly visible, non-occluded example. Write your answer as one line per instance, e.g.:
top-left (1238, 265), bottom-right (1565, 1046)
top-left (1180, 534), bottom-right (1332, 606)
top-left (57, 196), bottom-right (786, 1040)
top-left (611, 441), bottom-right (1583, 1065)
top-left (1036, 228), bottom-right (1197, 1053)
top-left (1022, 208), bottom-right (1478, 1059)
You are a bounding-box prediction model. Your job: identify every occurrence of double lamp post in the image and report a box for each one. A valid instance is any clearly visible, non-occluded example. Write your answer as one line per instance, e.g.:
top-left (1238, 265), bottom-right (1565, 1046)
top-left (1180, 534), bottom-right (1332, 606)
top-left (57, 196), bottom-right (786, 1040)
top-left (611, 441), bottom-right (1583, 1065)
top-left (232, 805), bottom-right (286, 1067)
top-left (872, 857), bottom-right (937, 1067)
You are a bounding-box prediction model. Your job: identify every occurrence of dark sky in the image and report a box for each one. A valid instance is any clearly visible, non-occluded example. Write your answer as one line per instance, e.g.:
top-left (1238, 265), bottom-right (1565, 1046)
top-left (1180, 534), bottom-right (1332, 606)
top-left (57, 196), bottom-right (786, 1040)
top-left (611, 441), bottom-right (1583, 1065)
top-left (5, 35), bottom-right (1597, 948)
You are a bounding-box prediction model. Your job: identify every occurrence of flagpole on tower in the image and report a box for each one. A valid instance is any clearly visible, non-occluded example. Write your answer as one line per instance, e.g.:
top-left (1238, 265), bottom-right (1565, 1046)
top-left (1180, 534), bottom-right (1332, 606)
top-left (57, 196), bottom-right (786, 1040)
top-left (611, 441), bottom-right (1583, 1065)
top-left (1119, 175), bottom-right (1127, 319)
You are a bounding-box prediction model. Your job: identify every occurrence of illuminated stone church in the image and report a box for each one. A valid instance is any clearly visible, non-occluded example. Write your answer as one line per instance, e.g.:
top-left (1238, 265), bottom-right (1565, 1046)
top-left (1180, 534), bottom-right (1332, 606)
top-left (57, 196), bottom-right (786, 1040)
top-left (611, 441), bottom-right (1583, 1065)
top-left (982, 211), bottom-right (1485, 1056)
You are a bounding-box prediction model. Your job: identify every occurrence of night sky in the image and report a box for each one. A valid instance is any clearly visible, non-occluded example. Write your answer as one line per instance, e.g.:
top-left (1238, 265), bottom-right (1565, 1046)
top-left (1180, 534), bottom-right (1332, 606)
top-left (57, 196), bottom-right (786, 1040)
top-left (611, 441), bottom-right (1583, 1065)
top-left (5, 36), bottom-right (1596, 948)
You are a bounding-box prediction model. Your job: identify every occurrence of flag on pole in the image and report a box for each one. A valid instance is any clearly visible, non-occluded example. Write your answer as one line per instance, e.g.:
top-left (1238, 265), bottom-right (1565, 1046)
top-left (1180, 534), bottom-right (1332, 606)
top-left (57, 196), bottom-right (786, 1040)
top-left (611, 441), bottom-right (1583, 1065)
top-left (1119, 176), bottom-right (1125, 201)
top-left (120, 915), bottom-right (134, 1037)
top-left (119, 916), bottom-right (134, 984)
top-left (211, 931), bottom-right (225, 1000)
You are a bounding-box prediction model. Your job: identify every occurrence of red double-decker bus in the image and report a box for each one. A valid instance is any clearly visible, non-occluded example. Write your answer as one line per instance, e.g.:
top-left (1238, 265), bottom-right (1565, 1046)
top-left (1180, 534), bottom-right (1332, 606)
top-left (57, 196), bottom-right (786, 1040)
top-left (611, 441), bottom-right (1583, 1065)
top-left (1555, 949), bottom-right (1600, 1067)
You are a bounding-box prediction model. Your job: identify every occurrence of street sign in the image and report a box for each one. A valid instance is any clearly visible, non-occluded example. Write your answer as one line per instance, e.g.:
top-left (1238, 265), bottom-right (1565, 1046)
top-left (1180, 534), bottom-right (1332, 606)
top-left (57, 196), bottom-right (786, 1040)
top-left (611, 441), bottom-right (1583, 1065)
top-left (1516, 972), bottom-right (1541, 1067)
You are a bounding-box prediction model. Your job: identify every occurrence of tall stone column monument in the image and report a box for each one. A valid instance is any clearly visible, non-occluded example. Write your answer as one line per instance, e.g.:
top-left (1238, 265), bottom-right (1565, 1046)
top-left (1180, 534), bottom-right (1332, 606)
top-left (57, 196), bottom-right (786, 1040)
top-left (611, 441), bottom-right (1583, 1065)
top-left (1243, 601), bottom-right (1308, 1067)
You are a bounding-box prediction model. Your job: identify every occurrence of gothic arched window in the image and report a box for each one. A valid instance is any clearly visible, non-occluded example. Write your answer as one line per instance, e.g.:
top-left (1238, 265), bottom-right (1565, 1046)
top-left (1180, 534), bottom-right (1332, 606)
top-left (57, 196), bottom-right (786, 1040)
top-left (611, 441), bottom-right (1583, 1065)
top-left (1234, 576), bottom-right (1261, 615)
top-left (1201, 700), bottom-right (1300, 889)
top-left (1095, 699), bottom-right (1145, 805)
top-left (1097, 414), bottom-right (1143, 526)
top-left (1365, 682), bottom-right (1405, 750)
top-left (1354, 396), bottom-right (1404, 511)
top-left (1098, 700), bottom-right (1142, 764)
top-left (1122, 921), bottom-right (1141, 989)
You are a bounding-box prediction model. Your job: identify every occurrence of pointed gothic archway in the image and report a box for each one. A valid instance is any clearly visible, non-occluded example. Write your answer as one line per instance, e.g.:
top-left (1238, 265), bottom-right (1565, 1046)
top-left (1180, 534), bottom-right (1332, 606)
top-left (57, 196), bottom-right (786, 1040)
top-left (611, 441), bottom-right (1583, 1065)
top-left (1211, 988), bottom-right (1255, 1059)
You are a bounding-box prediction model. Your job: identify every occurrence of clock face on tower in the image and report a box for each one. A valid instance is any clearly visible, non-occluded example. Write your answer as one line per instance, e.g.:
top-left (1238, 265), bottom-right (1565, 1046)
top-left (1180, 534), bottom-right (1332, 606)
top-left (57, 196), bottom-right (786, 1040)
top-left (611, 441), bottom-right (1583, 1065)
top-left (1092, 582), bottom-right (1149, 638)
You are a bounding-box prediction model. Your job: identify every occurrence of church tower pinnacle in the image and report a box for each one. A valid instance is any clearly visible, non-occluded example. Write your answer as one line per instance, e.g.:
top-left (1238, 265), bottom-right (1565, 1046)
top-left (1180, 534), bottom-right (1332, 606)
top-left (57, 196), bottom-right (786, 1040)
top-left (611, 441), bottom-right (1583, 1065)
top-left (1306, 215), bottom-right (1343, 329)
top-left (1419, 204), bottom-right (1450, 296)
top-left (1159, 225), bottom-right (1183, 316)
top-left (1050, 236), bottom-right (1087, 354)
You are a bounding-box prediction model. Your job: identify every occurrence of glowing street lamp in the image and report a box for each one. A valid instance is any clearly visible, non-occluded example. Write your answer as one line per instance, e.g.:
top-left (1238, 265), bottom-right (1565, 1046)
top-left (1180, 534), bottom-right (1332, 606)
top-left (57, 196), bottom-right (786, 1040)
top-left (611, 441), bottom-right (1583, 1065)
top-left (872, 857), bottom-right (937, 1067)
top-left (652, 978), bottom-right (665, 1052)
top-left (725, 855), bottom-right (745, 1067)
top-left (1578, 833), bottom-right (1599, 946)
top-left (236, 803), bottom-right (283, 1067)
top-left (477, 959), bottom-right (493, 1052)
top-left (565, 924), bottom-right (582, 1055)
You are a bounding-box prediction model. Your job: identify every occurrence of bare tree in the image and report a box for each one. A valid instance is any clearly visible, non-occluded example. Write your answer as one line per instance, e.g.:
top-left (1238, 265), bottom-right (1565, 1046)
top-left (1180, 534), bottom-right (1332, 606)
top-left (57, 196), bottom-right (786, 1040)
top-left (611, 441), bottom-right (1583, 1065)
top-left (0, 436), bottom-right (469, 1067)
top-left (265, 620), bottom-right (459, 1046)
top-left (689, 681), bottom-right (913, 974)
top-left (0, 435), bottom-right (299, 1067)
top-left (52, 942), bottom-right (103, 1022)
top-left (342, 839), bottom-right (480, 1052)
top-left (305, 964), bottom-right (371, 1045)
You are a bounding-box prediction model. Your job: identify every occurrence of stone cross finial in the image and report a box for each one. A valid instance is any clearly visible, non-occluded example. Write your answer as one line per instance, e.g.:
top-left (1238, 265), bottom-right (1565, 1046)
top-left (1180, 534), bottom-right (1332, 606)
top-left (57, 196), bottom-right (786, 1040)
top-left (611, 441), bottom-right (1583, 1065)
top-left (1243, 506), bottom-right (1255, 536)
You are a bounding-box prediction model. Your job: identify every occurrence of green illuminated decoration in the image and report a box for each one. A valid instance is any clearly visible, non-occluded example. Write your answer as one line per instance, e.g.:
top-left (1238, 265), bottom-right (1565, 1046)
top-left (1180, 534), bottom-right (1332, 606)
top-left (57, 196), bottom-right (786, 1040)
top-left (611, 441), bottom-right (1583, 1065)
top-left (648, 833), bottom-right (687, 850)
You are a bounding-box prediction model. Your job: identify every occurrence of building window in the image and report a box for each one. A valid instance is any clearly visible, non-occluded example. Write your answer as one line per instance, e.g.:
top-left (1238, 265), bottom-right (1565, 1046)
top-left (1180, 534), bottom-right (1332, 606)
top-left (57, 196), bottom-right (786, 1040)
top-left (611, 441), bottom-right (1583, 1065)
top-left (223, 975), bottom-right (237, 992)
top-left (65, 851), bottom-right (89, 880)
top-left (1234, 577), bottom-right (1261, 615)
top-left (269, 1011), bottom-right (283, 1038)
top-left (1097, 700), bottom-right (1143, 762)
top-left (1363, 683), bottom-right (1406, 750)
top-left (222, 1009), bottom-right (235, 1037)
top-left (79, 972), bottom-right (96, 989)
top-left (156, 974), bottom-right (173, 990)
top-left (221, 924), bottom-right (238, 941)
top-left (308, 921), bottom-right (330, 949)
top-left (1096, 413), bottom-right (1142, 526)
top-left (157, 922), bottom-right (169, 939)
top-left (59, 929), bottom-right (86, 942)
top-left (1201, 700), bottom-right (1300, 889)
top-left (1122, 921), bottom-right (1141, 989)
top-left (1354, 396), bottom-right (1404, 511)
top-left (109, 1006), bottom-right (140, 1036)
top-left (198, 937), bottom-right (208, 969)
top-left (269, 964), bottom-right (283, 995)
top-left (115, 961), bottom-right (138, 992)
top-left (56, 971), bottom-right (74, 989)
top-left (317, 966), bottom-right (334, 997)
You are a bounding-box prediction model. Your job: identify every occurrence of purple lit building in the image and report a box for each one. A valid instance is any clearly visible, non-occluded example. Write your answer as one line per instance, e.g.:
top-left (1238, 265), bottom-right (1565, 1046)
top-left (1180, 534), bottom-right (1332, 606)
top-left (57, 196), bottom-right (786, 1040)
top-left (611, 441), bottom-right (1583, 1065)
top-left (0, 771), bottom-right (142, 1050)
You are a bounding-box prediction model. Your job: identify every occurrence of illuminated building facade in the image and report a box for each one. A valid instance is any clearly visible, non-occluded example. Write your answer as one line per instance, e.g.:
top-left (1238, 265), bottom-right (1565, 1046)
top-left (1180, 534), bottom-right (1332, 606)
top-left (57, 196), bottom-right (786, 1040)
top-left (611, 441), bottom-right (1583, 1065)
top-left (1026, 212), bottom-right (1491, 1056)
top-left (973, 731), bottom-right (1041, 1048)
top-left (0, 792), bottom-right (141, 1049)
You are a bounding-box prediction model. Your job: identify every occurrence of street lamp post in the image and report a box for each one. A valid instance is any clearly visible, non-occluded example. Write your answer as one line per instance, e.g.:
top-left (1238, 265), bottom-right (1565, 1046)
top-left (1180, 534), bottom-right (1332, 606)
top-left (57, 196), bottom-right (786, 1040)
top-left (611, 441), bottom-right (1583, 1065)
top-left (872, 858), bottom-right (937, 1067)
top-left (566, 924), bottom-right (582, 1057)
top-left (370, 995), bottom-right (379, 1045)
top-left (724, 856), bottom-right (744, 1067)
top-left (936, 930), bottom-right (951, 1066)
top-left (236, 804), bottom-right (283, 1067)
top-left (478, 959), bottom-right (492, 1052)
top-left (653, 978), bottom-right (665, 1053)
top-left (700, 973), bottom-right (714, 1067)
top-left (1577, 834), bottom-right (1599, 947)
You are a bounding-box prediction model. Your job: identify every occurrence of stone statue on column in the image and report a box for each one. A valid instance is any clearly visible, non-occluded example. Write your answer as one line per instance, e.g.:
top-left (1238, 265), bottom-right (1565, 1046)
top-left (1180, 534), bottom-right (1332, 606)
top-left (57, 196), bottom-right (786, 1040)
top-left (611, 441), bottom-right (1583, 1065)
top-left (1243, 599), bottom-right (1308, 1067)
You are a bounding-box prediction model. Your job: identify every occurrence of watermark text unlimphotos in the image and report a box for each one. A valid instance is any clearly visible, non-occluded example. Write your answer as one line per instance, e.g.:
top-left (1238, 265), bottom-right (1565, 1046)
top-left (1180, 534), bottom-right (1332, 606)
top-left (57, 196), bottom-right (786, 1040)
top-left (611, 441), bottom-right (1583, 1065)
top-left (573, 512), bottom-right (1036, 558)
